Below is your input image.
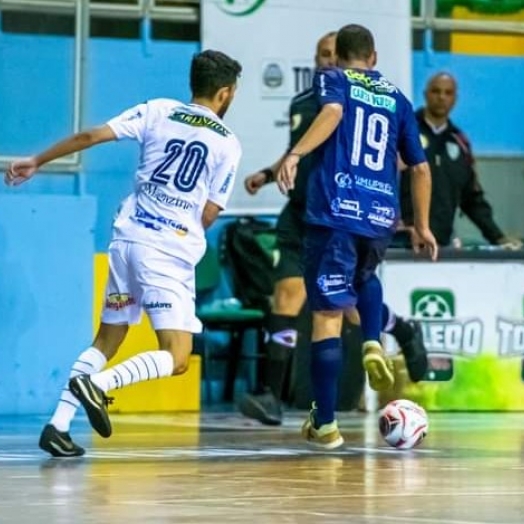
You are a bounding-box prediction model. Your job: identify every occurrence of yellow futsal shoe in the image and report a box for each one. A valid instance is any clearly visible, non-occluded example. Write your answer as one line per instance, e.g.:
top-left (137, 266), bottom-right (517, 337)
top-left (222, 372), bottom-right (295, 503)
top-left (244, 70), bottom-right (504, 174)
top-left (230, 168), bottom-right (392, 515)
top-left (362, 340), bottom-right (395, 391)
top-left (301, 404), bottom-right (344, 450)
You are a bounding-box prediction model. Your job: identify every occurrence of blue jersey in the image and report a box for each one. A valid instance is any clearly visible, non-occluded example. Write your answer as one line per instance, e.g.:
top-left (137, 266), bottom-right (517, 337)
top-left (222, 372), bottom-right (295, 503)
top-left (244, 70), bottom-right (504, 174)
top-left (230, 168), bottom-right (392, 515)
top-left (305, 67), bottom-right (426, 238)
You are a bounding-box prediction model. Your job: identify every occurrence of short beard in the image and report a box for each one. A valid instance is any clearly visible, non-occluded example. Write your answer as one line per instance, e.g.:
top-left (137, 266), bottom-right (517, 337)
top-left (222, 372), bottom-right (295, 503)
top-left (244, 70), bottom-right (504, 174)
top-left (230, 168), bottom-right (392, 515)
top-left (217, 99), bottom-right (231, 119)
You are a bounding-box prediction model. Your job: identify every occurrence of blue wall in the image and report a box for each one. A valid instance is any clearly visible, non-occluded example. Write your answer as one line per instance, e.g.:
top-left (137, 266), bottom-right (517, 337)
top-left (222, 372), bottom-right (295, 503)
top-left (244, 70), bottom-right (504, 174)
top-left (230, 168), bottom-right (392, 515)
top-left (0, 196), bottom-right (96, 414)
top-left (412, 51), bottom-right (524, 155)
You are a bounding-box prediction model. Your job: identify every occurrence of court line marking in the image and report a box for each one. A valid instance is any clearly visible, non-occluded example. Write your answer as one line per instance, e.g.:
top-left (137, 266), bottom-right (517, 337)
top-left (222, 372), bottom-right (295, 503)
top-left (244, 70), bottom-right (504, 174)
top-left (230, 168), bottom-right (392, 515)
top-left (0, 441), bottom-right (442, 462)
top-left (118, 489), bottom-right (524, 506)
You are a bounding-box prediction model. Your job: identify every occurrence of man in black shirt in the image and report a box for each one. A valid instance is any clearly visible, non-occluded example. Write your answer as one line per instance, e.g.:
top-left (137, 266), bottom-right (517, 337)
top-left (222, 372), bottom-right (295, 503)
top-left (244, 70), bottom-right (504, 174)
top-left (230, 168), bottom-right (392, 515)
top-left (238, 32), bottom-right (427, 426)
top-left (401, 72), bottom-right (521, 248)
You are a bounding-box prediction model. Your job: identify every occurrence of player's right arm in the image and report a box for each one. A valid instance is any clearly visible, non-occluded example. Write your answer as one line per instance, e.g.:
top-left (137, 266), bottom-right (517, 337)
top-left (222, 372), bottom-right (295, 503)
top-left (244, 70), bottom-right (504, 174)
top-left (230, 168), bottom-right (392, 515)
top-left (244, 155), bottom-right (286, 195)
top-left (276, 69), bottom-right (343, 194)
top-left (5, 101), bottom-right (150, 187)
top-left (398, 99), bottom-right (438, 261)
top-left (4, 126), bottom-right (116, 186)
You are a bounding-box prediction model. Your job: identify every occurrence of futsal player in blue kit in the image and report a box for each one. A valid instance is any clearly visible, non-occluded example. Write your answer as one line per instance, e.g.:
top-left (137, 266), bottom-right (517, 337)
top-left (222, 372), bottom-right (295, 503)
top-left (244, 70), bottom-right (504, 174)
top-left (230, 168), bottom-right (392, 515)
top-left (277, 24), bottom-right (438, 449)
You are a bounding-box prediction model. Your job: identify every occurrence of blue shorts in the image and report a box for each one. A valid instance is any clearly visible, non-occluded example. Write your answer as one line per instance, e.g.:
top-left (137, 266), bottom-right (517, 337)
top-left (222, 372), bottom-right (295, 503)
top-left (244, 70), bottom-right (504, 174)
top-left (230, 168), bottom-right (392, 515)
top-left (303, 225), bottom-right (391, 312)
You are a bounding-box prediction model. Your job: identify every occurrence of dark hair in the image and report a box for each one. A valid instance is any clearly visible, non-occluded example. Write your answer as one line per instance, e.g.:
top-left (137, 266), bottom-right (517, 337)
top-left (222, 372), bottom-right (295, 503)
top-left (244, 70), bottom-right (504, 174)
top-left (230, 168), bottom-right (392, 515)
top-left (336, 24), bottom-right (375, 62)
top-left (190, 50), bottom-right (242, 98)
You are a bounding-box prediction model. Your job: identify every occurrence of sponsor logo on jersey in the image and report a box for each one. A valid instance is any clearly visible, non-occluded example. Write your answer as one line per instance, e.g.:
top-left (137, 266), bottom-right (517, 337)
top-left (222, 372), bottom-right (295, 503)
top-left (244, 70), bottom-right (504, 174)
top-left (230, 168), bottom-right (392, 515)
top-left (354, 176), bottom-right (393, 196)
top-left (330, 198), bottom-right (363, 220)
top-left (317, 274), bottom-right (348, 296)
top-left (350, 85), bottom-right (396, 112)
top-left (219, 171), bottom-right (234, 194)
top-left (169, 111), bottom-right (230, 137)
top-left (134, 205), bottom-right (189, 236)
top-left (334, 171), bottom-right (352, 189)
top-left (344, 69), bottom-right (398, 94)
top-left (106, 293), bottom-right (136, 311)
top-left (367, 201), bottom-right (395, 227)
top-left (144, 301), bottom-right (173, 310)
top-left (141, 183), bottom-right (193, 210)
top-left (125, 109), bottom-right (143, 121)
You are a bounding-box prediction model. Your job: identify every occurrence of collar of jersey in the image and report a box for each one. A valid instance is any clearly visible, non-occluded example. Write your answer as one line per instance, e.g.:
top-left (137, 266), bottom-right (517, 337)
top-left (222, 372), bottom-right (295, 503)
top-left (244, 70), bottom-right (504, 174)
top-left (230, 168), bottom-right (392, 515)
top-left (187, 103), bottom-right (220, 119)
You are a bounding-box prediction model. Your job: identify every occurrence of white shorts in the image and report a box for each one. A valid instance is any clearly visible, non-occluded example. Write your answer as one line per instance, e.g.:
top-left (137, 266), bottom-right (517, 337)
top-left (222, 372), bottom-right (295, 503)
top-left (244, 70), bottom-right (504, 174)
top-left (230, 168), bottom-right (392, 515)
top-left (101, 240), bottom-right (202, 333)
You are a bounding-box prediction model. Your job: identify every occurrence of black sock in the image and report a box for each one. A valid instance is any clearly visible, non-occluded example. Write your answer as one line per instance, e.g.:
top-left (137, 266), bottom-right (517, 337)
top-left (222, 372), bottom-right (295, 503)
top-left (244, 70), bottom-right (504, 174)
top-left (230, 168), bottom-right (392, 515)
top-left (389, 314), bottom-right (414, 347)
top-left (263, 314), bottom-right (299, 401)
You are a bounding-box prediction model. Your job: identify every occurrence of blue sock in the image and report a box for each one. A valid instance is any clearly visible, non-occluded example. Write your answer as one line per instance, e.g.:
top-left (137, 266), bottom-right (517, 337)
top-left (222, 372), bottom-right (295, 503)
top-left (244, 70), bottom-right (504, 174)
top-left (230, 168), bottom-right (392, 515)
top-left (311, 338), bottom-right (342, 427)
top-left (356, 274), bottom-right (383, 342)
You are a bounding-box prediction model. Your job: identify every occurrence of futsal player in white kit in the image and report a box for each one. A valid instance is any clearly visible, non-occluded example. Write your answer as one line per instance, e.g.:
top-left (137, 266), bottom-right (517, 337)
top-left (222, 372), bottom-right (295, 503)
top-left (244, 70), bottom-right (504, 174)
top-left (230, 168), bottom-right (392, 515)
top-left (4, 50), bottom-right (243, 457)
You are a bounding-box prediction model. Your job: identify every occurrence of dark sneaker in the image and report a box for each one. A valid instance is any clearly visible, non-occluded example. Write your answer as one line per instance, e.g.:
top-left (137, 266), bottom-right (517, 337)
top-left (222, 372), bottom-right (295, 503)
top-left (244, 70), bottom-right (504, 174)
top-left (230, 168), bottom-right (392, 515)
top-left (39, 424), bottom-right (85, 458)
top-left (238, 391), bottom-right (283, 426)
top-left (69, 375), bottom-right (113, 438)
top-left (398, 320), bottom-right (428, 382)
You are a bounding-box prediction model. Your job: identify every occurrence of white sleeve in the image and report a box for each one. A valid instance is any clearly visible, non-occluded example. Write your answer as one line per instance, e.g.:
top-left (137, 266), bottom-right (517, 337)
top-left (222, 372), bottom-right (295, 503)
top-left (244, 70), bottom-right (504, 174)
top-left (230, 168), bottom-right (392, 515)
top-left (106, 102), bottom-right (149, 142)
top-left (208, 137), bottom-right (242, 210)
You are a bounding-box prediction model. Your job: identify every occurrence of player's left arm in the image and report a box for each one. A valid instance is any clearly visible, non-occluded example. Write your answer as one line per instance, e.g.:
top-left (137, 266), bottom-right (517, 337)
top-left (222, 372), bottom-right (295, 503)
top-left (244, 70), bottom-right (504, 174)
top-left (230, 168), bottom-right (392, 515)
top-left (203, 137), bottom-right (242, 229)
top-left (5, 125), bottom-right (117, 186)
top-left (398, 100), bottom-right (437, 260)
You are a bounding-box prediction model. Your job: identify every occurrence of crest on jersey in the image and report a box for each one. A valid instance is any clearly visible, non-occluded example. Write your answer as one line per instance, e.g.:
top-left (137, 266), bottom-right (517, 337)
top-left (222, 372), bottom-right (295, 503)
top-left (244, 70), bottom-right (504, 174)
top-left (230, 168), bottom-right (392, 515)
top-left (290, 113), bottom-right (302, 131)
top-left (420, 134), bottom-right (429, 149)
top-left (446, 142), bottom-right (460, 160)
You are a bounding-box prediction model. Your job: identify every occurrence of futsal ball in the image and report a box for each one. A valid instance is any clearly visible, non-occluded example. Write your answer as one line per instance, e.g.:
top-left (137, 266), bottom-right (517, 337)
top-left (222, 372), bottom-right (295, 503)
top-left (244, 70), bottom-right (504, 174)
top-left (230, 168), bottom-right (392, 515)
top-left (378, 399), bottom-right (428, 449)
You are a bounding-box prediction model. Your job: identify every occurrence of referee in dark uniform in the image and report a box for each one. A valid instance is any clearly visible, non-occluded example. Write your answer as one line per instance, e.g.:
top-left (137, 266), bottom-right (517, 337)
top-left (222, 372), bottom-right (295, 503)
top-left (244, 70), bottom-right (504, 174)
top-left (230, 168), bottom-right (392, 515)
top-left (400, 72), bottom-right (521, 249)
top-left (239, 32), bottom-right (427, 426)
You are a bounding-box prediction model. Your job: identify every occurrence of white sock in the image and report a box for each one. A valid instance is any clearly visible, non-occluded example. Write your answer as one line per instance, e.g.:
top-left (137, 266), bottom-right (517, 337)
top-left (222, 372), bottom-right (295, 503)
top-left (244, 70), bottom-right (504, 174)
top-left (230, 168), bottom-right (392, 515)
top-left (90, 350), bottom-right (174, 393)
top-left (49, 347), bottom-right (107, 432)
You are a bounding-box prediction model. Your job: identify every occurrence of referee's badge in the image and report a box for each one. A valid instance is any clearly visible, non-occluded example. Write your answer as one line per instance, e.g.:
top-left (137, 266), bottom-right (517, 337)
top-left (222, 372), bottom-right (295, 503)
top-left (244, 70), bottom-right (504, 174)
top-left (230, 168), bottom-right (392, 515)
top-left (290, 113), bottom-right (302, 131)
top-left (446, 141), bottom-right (460, 160)
top-left (419, 134), bottom-right (429, 149)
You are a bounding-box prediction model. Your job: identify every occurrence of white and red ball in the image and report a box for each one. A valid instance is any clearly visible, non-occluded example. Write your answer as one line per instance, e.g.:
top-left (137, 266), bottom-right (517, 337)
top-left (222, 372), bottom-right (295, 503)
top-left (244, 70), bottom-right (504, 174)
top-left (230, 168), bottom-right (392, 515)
top-left (378, 399), bottom-right (428, 449)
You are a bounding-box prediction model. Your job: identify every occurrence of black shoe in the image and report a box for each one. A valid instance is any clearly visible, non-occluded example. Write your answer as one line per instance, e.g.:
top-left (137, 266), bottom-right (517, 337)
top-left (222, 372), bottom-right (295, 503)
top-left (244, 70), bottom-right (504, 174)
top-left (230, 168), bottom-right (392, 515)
top-left (39, 424), bottom-right (85, 458)
top-left (238, 391), bottom-right (283, 426)
top-left (69, 375), bottom-right (113, 438)
top-left (397, 320), bottom-right (428, 382)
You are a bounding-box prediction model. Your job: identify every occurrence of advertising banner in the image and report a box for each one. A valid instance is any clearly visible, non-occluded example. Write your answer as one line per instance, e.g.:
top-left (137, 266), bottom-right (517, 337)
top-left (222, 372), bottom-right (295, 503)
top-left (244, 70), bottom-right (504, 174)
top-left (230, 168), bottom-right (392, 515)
top-left (381, 261), bottom-right (524, 410)
top-left (202, 0), bottom-right (412, 213)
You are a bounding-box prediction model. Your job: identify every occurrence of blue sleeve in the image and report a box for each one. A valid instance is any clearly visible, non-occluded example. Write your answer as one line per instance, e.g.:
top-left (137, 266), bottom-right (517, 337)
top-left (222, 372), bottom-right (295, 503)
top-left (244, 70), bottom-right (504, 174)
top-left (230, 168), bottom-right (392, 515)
top-left (313, 68), bottom-right (345, 107)
top-left (398, 98), bottom-right (426, 167)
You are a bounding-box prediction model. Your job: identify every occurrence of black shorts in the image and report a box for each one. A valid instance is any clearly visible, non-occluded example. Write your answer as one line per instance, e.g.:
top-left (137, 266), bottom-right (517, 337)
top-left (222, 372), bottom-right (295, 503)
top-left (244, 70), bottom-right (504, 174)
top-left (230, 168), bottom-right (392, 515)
top-left (273, 201), bottom-right (306, 282)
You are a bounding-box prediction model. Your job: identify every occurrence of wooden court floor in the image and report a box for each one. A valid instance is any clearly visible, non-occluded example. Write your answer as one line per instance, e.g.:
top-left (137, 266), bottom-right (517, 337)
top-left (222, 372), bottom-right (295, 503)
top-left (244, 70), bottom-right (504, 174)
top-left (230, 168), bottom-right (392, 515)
top-left (0, 410), bottom-right (523, 523)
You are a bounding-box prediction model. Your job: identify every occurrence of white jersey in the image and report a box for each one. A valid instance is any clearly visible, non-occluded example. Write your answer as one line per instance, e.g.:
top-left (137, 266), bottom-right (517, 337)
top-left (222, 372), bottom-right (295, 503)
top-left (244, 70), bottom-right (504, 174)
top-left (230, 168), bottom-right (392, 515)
top-left (106, 98), bottom-right (242, 266)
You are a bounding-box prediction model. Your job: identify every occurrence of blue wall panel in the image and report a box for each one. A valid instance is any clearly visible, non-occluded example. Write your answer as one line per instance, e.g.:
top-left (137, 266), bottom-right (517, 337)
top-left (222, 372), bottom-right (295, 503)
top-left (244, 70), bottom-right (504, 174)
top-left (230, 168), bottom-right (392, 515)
top-left (412, 51), bottom-right (524, 155)
top-left (0, 34), bottom-right (75, 156)
top-left (0, 196), bottom-right (96, 414)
